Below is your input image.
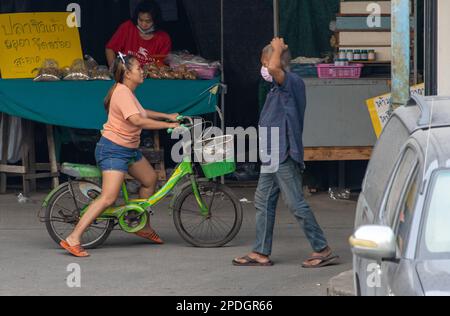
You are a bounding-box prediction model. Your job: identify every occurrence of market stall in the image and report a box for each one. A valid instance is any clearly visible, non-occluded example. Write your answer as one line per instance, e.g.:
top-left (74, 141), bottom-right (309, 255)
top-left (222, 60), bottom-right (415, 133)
top-left (0, 77), bottom-right (220, 193)
top-left (0, 6), bottom-right (224, 194)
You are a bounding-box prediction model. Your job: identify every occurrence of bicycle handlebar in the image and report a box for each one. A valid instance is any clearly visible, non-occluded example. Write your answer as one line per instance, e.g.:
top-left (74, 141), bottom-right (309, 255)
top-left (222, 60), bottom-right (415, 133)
top-left (167, 115), bottom-right (194, 134)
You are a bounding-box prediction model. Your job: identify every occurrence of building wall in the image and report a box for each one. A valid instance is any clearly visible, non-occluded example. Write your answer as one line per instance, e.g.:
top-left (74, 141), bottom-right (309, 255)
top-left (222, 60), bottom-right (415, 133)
top-left (438, 0), bottom-right (450, 95)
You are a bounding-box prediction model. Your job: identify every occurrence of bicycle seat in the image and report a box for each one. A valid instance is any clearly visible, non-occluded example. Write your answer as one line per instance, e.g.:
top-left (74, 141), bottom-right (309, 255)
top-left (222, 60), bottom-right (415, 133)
top-left (61, 163), bottom-right (102, 178)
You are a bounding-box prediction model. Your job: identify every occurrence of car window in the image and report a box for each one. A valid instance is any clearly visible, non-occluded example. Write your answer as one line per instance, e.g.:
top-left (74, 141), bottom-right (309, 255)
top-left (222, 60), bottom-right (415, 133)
top-left (364, 117), bottom-right (410, 213)
top-left (395, 172), bottom-right (419, 255)
top-left (421, 170), bottom-right (450, 259)
top-left (383, 147), bottom-right (418, 227)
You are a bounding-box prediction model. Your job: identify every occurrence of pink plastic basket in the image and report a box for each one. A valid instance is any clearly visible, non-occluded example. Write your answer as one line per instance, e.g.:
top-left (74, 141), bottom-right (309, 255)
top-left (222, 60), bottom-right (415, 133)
top-left (316, 63), bottom-right (363, 79)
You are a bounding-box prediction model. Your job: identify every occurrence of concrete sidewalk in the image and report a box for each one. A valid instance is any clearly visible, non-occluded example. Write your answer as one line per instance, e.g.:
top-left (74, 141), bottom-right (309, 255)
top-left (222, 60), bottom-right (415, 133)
top-left (0, 188), bottom-right (356, 296)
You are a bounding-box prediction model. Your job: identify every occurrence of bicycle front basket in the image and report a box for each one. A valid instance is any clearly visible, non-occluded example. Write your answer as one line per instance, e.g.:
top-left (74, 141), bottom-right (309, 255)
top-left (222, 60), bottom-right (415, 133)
top-left (194, 135), bottom-right (236, 178)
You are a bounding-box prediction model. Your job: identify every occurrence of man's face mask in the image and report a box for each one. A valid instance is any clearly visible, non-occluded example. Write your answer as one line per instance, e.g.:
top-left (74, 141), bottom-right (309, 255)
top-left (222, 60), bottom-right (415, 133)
top-left (261, 66), bottom-right (273, 83)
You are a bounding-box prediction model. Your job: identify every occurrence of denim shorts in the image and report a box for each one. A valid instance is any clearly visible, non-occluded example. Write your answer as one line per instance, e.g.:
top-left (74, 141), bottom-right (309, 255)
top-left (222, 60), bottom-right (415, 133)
top-left (95, 137), bottom-right (143, 173)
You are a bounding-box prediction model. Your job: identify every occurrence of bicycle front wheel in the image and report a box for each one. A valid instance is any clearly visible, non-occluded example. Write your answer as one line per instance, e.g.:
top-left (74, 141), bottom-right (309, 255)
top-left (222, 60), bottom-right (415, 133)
top-left (173, 180), bottom-right (243, 247)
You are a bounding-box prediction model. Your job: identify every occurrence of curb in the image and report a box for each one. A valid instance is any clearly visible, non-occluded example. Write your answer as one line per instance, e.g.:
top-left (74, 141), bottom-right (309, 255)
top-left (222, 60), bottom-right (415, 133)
top-left (327, 270), bottom-right (355, 296)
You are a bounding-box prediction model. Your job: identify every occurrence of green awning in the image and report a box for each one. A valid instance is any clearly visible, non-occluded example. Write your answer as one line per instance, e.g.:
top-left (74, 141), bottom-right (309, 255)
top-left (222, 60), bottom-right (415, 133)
top-left (0, 78), bottom-right (220, 129)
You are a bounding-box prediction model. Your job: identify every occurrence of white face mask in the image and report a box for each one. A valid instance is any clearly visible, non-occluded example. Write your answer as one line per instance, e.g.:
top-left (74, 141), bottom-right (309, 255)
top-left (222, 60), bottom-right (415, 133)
top-left (261, 66), bottom-right (273, 83)
top-left (137, 24), bottom-right (155, 35)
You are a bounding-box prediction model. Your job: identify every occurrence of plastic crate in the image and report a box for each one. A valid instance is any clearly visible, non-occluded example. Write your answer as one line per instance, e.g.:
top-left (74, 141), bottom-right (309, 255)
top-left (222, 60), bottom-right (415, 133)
top-left (316, 63), bottom-right (363, 79)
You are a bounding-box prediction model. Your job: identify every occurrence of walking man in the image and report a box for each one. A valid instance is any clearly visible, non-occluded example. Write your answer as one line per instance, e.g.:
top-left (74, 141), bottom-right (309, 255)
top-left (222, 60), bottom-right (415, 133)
top-left (233, 38), bottom-right (339, 268)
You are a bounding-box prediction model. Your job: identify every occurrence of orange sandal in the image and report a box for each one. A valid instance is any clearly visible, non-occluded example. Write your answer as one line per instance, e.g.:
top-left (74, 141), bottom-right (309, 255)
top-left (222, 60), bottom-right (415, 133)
top-left (135, 230), bottom-right (164, 244)
top-left (60, 240), bottom-right (90, 257)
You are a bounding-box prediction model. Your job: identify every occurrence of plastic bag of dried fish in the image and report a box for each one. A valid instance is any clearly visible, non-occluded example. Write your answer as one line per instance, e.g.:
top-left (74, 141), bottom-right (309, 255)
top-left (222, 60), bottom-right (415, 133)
top-left (84, 55), bottom-right (99, 70)
top-left (63, 59), bottom-right (90, 81)
top-left (33, 59), bottom-right (61, 81)
top-left (90, 65), bottom-right (112, 81)
top-left (83, 55), bottom-right (112, 80)
top-left (143, 62), bottom-right (198, 80)
top-left (159, 66), bottom-right (175, 79)
top-left (178, 65), bottom-right (197, 80)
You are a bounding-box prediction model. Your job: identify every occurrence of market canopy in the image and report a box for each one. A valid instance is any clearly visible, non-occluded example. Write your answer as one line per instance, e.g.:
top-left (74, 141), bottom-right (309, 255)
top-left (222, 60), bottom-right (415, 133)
top-left (0, 78), bottom-right (219, 129)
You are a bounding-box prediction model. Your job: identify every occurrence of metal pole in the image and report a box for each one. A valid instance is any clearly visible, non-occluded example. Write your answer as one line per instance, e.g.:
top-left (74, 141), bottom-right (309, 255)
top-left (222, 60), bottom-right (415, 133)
top-left (220, 0), bottom-right (226, 184)
top-left (273, 0), bottom-right (279, 37)
top-left (220, 0), bottom-right (225, 133)
top-left (424, 0), bottom-right (438, 96)
top-left (391, 0), bottom-right (411, 109)
top-left (413, 0), bottom-right (418, 85)
top-left (436, 0), bottom-right (450, 95)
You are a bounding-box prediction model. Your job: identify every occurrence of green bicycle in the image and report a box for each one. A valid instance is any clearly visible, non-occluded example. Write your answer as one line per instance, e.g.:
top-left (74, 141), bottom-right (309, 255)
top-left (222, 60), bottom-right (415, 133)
top-left (41, 117), bottom-right (243, 249)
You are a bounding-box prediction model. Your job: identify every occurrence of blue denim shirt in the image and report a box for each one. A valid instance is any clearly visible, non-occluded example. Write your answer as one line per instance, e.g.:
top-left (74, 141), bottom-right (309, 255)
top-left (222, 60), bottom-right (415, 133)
top-left (259, 71), bottom-right (306, 172)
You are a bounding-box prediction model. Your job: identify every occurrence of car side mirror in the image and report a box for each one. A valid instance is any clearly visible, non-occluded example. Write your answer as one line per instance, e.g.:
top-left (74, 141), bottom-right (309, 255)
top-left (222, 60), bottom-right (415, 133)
top-left (349, 225), bottom-right (396, 261)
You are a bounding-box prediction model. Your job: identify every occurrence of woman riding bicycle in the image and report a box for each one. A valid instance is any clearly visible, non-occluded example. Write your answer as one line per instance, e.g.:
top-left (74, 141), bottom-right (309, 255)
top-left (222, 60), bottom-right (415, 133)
top-left (60, 53), bottom-right (180, 257)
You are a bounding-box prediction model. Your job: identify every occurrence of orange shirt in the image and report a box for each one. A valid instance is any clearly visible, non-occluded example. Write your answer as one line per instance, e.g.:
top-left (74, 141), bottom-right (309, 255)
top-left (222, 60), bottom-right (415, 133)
top-left (102, 83), bottom-right (147, 148)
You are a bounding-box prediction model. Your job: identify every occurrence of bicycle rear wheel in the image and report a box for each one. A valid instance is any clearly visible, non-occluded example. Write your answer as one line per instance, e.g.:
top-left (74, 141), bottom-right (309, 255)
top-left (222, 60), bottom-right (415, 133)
top-left (173, 180), bottom-right (243, 247)
top-left (44, 181), bottom-right (114, 249)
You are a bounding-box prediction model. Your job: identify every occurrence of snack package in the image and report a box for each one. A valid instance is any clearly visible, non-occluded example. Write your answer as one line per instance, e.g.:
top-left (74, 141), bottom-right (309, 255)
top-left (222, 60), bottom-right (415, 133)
top-left (90, 65), bottom-right (112, 81)
top-left (33, 59), bottom-right (61, 81)
top-left (85, 55), bottom-right (112, 81)
top-left (175, 65), bottom-right (197, 80)
top-left (63, 58), bottom-right (90, 81)
top-left (84, 54), bottom-right (98, 70)
top-left (143, 63), bottom-right (197, 80)
top-left (144, 64), bottom-right (162, 79)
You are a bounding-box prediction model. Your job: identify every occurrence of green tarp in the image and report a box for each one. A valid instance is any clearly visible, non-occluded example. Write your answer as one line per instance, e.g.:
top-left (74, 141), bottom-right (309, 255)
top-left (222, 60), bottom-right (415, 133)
top-left (0, 78), bottom-right (220, 130)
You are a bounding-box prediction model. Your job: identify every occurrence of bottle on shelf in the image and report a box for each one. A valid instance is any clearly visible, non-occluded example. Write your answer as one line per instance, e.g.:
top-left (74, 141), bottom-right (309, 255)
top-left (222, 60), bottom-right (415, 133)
top-left (361, 50), bottom-right (369, 61)
top-left (346, 49), bottom-right (354, 62)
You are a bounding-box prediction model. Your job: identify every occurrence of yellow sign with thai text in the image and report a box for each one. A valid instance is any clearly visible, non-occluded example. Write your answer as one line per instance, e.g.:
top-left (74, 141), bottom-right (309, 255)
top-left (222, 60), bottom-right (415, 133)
top-left (0, 12), bottom-right (83, 79)
top-left (366, 83), bottom-right (425, 138)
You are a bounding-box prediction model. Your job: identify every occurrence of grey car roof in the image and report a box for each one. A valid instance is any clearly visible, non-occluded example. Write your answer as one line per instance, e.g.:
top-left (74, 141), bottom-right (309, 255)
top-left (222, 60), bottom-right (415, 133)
top-left (393, 96), bottom-right (450, 168)
top-left (394, 96), bottom-right (450, 132)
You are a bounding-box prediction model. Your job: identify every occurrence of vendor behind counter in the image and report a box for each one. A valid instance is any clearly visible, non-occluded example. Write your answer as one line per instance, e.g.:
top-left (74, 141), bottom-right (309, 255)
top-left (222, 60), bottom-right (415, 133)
top-left (106, 0), bottom-right (172, 67)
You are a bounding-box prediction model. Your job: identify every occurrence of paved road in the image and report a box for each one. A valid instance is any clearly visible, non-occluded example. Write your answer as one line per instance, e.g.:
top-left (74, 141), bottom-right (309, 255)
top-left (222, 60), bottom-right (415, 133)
top-left (0, 188), bottom-right (356, 296)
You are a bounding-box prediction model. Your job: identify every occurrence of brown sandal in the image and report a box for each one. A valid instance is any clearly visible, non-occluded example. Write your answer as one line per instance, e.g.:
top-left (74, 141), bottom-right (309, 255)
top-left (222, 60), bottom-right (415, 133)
top-left (301, 254), bottom-right (339, 268)
top-left (232, 256), bottom-right (274, 267)
top-left (60, 240), bottom-right (90, 257)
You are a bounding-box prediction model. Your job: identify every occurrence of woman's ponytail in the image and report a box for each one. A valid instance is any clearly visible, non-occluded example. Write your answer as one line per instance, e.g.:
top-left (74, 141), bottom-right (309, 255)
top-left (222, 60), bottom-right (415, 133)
top-left (103, 54), bottom-right (134, 113)
top-left (104, 82), bottom-right (119, 113)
